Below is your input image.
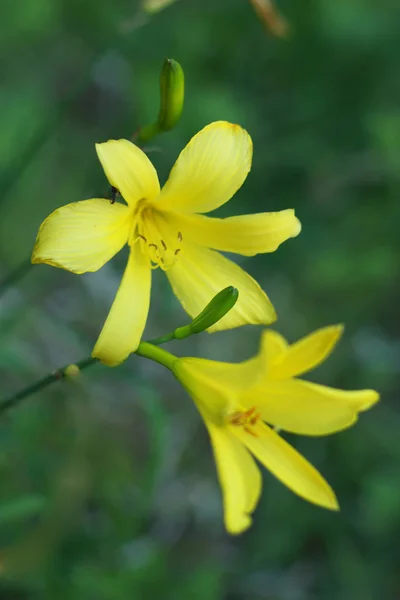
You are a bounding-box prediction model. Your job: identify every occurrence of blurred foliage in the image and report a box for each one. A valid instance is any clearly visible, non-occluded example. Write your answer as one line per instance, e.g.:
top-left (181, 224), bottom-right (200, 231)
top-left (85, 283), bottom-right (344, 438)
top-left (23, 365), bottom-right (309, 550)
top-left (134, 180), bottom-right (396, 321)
top-left (0, 0), bottom-right (399, 598)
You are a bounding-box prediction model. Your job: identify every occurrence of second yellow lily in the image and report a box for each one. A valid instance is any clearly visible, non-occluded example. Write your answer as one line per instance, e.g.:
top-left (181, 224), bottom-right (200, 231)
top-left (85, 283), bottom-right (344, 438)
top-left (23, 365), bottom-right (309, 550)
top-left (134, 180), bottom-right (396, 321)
top-left (32, 121), bottom-right (301, 365)
top-left (173, 325), bottom-right (379, 534)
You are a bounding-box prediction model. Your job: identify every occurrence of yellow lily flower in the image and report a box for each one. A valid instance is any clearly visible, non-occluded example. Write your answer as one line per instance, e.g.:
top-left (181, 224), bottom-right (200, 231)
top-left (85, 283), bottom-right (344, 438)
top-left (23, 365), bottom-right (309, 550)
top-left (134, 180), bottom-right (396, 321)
top-left (32, 121), bottom-right (301, 366)
top-left (172, 325), bottom-right (379, 534)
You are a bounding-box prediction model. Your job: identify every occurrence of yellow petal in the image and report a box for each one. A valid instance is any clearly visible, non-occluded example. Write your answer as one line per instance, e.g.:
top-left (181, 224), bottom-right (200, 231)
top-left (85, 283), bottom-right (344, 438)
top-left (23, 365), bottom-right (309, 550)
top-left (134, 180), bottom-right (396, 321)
top-left (206, 422), bottom-right (262, 534)
top-left (259, 329), bottom-right (288, 366)
top-left (166, 244), bottom-right (276, 331)
top-left (266, 325), bottom-right (344, 379)
top-left (92, 244), bottom-right (151, 366)
top-left (164, 209), bottom-right (301, 256)
top-left (156, 121), bottom-right (252, 214)
top-left (291, 381), bottom-right (380, 413)
top-left (242, 379), bottom-right (358, 436)
top-left (174, 358), bottom-right (233, 425)
top-left (234, 423), bottom-right (338, 510)
top-left (96, 139), bottom-right (160, 207)
top-left (174, 356), bottom-right (262, 424)
top-left (32, 199), bottom-right (131, 274)
top-left (176, 357), bottom-right (261, 395)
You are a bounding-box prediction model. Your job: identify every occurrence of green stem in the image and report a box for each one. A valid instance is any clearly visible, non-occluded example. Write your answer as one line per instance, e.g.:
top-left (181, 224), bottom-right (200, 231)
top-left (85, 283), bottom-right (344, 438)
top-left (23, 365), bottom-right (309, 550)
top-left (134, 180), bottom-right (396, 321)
top-left (0, 339), bottom-right (178, 416)
top-left (135, 342), bottom-right (176, 371)
top-left (136, 122), bottom-right (161, 144)
top-left (0, 258), bottom-right (32, 296)
top-left (0, 357), bottom-right (98, 415)
top-left (146, 331), bottom-right (176, 346)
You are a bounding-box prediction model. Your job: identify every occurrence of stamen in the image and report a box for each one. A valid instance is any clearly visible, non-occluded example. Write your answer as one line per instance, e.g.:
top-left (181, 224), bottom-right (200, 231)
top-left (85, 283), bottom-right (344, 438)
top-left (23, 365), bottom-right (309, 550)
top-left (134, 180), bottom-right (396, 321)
top-left (244, 426), bottom-right (259, 438)
top-left (228, 406), bottom-right (261, 437)
top-left (243, 407), bottom-right (256, 418)
top-left (230, 412), bottom-right (245, 426)
top-left (136, 205), bottom-right (183, 271)
top-left (249, 412), bottom-right (261, 426)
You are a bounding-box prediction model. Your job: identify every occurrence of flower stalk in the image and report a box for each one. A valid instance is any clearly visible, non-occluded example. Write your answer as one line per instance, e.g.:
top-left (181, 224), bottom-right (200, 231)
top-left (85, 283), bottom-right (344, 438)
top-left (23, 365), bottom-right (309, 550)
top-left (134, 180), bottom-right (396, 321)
top-left (0, 287), bottom-right (239, 414)
top-left (0, 357), bottom-right (98, 415)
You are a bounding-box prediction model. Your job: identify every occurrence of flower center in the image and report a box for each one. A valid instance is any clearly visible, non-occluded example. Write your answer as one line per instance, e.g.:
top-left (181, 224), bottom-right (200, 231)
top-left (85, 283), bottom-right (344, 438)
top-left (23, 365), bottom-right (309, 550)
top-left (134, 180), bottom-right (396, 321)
top-left (228, 406), bottom-right (261, 437)
top-left (131, 202), bottom-right (183, 271)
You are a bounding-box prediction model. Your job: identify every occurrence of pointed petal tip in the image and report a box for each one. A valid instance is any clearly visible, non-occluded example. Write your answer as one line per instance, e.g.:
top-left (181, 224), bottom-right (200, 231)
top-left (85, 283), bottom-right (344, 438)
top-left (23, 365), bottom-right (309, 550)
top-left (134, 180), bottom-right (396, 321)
top-left (226, 513), bottom-right (253, 535)
top-left (328, 494), bottom-right (340, 512)
top-left (268, 305), bottom-right (278, 324)
top-left (92, 335), bottom-right (141, 367)
top-left (318, 481), bottom-right (340, 512)
top-left (309, 485), bottom-right (339, 512)
top-left (91, 348), bottom-right (124, 368)
top-left (292, 215), bottom-right (302, 237)
top-left (328, 323), bottom-right (345, 346)
top-left (358, 389), bottom-right (380, 411)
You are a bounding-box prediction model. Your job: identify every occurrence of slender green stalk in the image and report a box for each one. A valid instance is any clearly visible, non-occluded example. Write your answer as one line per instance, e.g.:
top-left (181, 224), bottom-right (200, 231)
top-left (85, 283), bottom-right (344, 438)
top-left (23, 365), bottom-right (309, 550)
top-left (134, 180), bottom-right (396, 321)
top-left (146, 331), bottom-right (176, 346)
top-left (0, 341), bottom-right (176, 416)
top-left (1, 287), bottom-right (239, 413)
top-left (0, 357), bottom-right (97, 415)
top-left (135, 342), bottom-right (176, 370)
top-left (136, 122), bottom-right (161, 144)
top-left (0, 258), bottom-right (32, 296)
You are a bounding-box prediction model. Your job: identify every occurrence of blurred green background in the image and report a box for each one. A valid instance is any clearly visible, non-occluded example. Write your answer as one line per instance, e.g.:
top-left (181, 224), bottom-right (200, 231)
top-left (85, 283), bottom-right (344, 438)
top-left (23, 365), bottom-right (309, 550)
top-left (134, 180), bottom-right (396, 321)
top-left (1, 0), bottom-right (399, 598)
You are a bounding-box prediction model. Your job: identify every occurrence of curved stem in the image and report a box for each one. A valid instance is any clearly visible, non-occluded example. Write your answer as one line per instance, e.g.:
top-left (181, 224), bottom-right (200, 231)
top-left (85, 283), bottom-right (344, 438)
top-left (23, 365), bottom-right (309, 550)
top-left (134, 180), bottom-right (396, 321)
top-left (0, 337), bottom-right (179, 416)
top-left (135, 342), bottom-right (176, 370)
top-left (146, 331), bottom-right (176, 346)
top-left (0, 357), bottom-right (98, 415)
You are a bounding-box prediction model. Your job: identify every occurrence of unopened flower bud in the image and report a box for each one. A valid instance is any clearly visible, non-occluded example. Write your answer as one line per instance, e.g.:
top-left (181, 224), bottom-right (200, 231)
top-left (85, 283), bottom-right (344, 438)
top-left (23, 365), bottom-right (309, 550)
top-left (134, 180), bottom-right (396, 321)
top-left (175, 287), bottom-right (239, 339)
top-left (157, 58), bottom-right (184, 132)
top-left (64, 364), bottom-right (81, 379)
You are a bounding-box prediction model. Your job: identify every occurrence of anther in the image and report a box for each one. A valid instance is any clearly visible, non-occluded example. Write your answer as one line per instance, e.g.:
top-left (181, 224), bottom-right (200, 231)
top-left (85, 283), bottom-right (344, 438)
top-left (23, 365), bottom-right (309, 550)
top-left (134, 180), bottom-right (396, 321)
top-left (177, 231), bottom-right (183, 242)
top-left (148, 243), bottom-right (158, 250)
top-left (249, 412), bottom-right (261, 426)
top-left (174, 248), bottom-right (181, 256)
top-left (138, 234), bottom-right (147, 242)
top-left (161, 240), bottom-right (167, 250)
top-left (242, 407), bottom-right (256, 419)
top-left (230, 412), bottom-right (245, 426)
top-left (244, 426), bottom-right (258, 438)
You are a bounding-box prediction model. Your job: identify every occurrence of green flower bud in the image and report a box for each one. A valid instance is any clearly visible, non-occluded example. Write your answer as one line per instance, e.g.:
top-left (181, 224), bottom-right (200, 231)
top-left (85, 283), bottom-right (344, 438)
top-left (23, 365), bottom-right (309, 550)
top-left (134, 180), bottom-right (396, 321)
top-left (64, 364), bottom-right (81, 379)
top-left (174, 287), bottom-right (239, 339)
top-left (157, 58), bottom-right (184, 132)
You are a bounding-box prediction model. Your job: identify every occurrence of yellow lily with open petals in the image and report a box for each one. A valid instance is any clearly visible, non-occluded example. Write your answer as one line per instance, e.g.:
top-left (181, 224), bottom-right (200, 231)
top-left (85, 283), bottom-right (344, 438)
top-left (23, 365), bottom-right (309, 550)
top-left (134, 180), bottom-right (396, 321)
top-left (172, 325), bottom-right (379, 534)
top-left (32, 121), bottom-right (301, 366)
